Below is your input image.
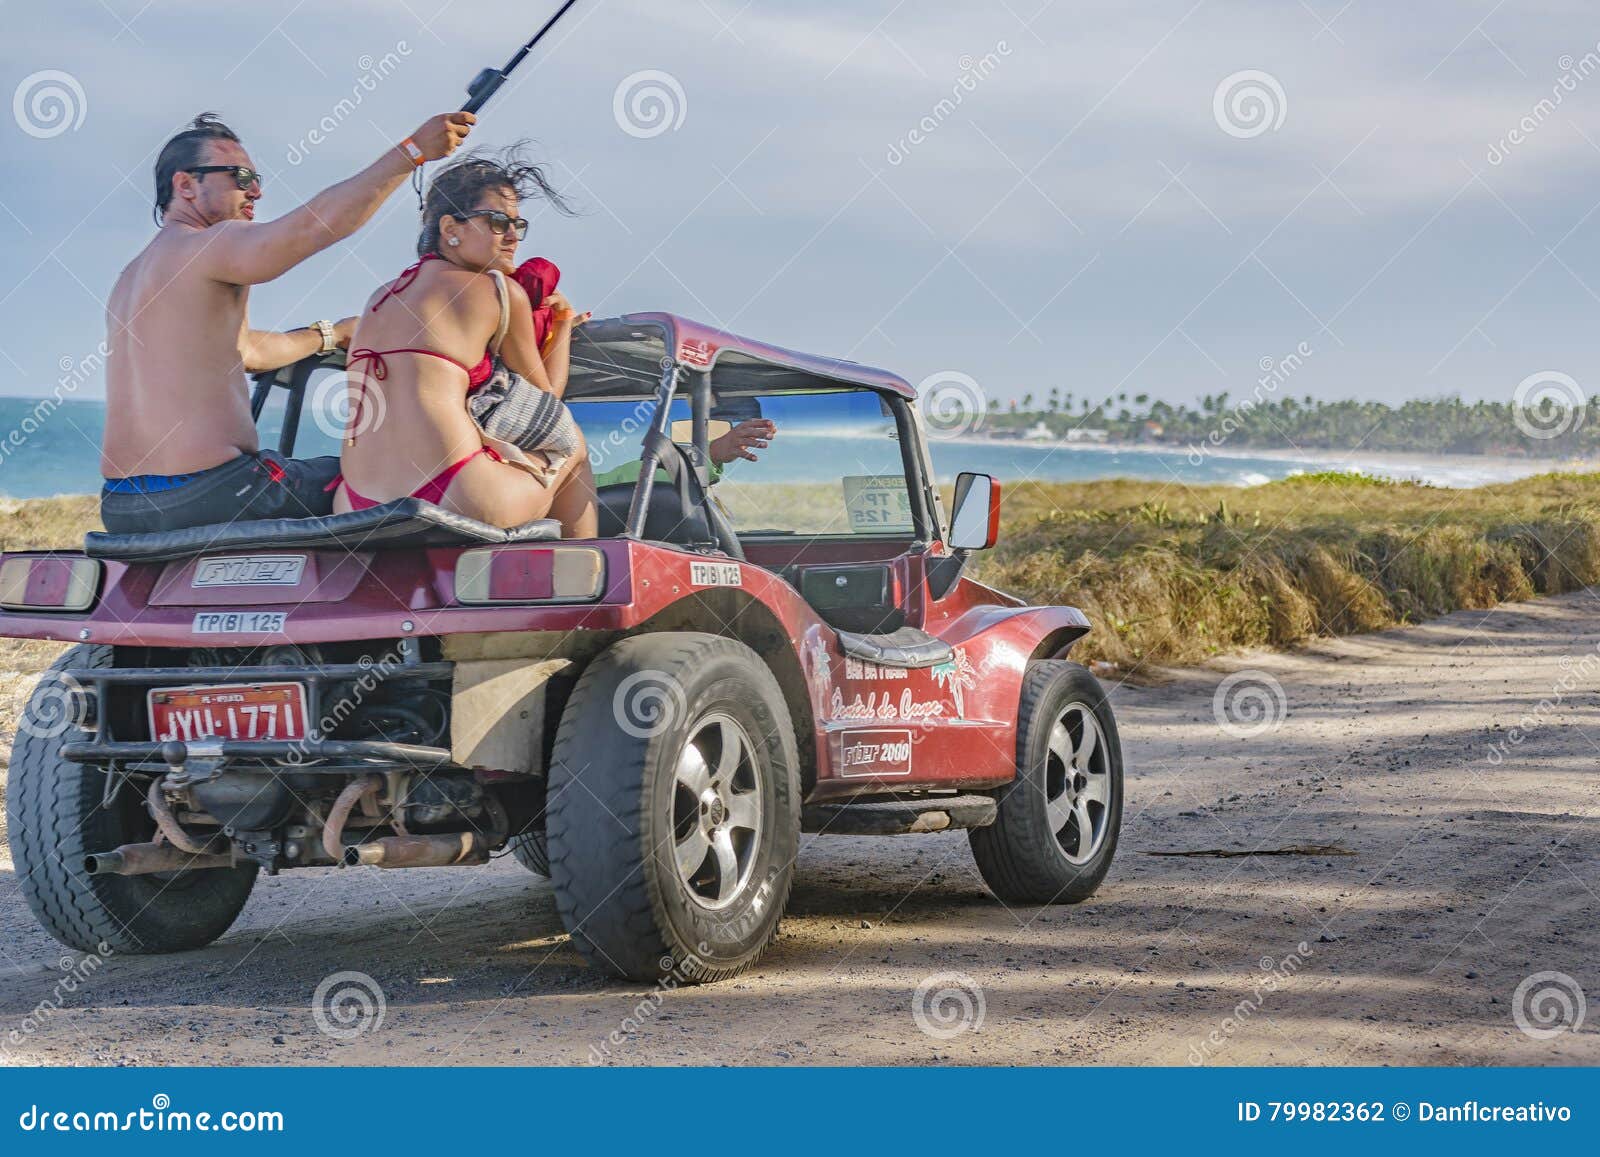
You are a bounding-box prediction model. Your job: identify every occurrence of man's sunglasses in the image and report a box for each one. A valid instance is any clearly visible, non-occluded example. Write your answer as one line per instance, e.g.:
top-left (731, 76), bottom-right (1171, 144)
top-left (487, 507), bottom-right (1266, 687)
top-left (187, 165), bottom-right (262, 191)
top-left (457, 210), bottom-right (529, 240)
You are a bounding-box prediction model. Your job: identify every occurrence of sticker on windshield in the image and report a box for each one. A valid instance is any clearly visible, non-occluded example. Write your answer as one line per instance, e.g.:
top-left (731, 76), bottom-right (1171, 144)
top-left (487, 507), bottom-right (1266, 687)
top-left (842, 475), bottom-right (914, 533)
top-left (690, 561), bottom-right (742, 587)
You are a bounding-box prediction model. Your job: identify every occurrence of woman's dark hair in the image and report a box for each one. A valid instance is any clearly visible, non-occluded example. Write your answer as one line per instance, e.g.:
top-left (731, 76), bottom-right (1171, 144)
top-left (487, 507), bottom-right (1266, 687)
top-left (418, 145), bottom-right (574, 257)
top-left (153, 113), bottom-right (241, 225)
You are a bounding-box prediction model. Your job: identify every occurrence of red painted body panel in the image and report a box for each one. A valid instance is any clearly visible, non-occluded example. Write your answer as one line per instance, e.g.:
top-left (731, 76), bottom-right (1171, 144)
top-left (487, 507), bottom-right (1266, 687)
top-left (0, 316), bottom-right (1097, 812)
top-left (0, 536), bottom-right (1089, 798)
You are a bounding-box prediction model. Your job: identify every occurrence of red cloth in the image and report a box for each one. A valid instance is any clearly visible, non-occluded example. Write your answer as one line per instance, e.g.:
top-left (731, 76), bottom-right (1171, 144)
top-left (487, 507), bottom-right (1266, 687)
top-left (513, 257), bottom-right (561, 348)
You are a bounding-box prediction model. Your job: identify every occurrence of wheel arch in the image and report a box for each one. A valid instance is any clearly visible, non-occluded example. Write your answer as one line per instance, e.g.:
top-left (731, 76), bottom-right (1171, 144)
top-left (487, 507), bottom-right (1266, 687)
top-left (622, 589), bottom-right (818, 795)
top-left (1028, 624), bottom-right (1090, 663)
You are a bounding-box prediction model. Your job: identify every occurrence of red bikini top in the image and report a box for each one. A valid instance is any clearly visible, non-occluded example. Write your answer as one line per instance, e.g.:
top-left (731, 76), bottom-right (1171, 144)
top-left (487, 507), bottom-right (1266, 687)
top-left (343, 255), bottom-right (495, 443)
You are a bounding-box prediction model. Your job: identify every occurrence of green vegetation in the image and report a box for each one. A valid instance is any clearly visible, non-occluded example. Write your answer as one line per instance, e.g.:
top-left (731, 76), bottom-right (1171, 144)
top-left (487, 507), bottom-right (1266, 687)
top-left (973, 472), bottom-right (1600, 669)
top-left (984, 391), bottom-right (1596, 459)
top-left (4, 477), bottom-right (1599, 676)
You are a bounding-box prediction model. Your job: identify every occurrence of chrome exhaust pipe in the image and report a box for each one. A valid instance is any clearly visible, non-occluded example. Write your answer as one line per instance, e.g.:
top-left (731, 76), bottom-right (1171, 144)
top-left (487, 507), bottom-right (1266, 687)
top-left (345, 832), bottom-right (490, 869)
top-left (84, 842), bottom-right (234, 876)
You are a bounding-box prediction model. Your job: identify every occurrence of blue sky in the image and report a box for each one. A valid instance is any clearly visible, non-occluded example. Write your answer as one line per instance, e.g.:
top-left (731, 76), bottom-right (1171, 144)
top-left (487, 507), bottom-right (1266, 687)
top-left (2, 0), bottom-right (1597, 410)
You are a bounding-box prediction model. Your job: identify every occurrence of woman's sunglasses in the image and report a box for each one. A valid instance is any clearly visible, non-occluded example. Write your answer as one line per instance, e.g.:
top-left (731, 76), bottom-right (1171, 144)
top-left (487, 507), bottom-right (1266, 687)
top-left (457, 209), bottom-right (530, 240)
top-left (187, 165), bottom-right (263, 191)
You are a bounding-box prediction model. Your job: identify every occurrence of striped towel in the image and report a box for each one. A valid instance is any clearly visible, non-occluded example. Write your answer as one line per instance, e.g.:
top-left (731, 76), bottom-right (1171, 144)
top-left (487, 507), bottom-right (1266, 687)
top-left (467, 362), bottom-right (582, 485)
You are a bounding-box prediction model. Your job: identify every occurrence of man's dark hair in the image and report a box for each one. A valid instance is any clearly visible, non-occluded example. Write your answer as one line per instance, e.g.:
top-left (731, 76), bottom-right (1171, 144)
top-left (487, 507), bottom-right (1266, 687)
top-left (153, 113), bottom-right (241, 224)
top-left (417, 145), bottom-right (574, 257)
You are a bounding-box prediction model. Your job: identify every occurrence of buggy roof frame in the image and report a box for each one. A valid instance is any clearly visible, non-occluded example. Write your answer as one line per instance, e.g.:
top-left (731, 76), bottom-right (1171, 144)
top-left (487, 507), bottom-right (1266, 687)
top-left (567, 312), bottom-right (917, 401)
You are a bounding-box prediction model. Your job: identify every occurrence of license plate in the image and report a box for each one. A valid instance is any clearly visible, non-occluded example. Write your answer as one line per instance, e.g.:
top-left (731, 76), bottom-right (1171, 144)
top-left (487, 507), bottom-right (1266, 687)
top-left (148, 683), bottom-right (307, 742)
top-left (192, 610), bottom-right (287, 634)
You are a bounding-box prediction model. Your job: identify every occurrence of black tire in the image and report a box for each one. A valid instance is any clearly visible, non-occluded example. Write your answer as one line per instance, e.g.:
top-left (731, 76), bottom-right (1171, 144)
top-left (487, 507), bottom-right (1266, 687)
top-left (508, 827), bottom-right (548, 876)
top-left (969, 660), bottom-right (1123, 904)
top-left (6, 645), bottom-right (257, 954)
top-left (547, 633), bottom-right (799, 983)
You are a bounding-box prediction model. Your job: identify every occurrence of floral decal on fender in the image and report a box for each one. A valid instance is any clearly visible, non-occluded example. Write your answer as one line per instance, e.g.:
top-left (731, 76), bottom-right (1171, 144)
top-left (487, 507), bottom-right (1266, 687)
top-left (930, 647), bottom-right (978, 719)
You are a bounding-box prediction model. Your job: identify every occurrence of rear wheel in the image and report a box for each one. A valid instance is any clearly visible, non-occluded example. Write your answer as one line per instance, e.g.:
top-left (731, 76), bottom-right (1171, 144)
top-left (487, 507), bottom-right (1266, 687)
top-left (969, 660), bottom-right (1123, 904)
top-left (547, 633), bottom-right (799, 983)
top-left (6, 645), bottom-right (258, 954)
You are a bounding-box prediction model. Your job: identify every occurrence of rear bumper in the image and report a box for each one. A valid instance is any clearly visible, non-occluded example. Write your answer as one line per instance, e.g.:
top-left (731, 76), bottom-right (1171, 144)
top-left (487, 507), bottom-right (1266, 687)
top-left (60, 738), bottom-right (453, 769)
top-left (63, 659), bottom-right (456, 771)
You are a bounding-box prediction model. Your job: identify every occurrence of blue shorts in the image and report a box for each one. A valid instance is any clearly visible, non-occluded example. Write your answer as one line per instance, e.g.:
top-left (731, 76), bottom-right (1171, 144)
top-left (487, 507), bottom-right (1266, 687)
top-left (100, 450), bottom-right (339, 535)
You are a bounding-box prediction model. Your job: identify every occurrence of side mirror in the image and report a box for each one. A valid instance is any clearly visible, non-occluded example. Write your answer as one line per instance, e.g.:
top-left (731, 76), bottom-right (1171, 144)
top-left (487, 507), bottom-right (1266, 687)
top-left (949, 472), bottom-right (1001, 550)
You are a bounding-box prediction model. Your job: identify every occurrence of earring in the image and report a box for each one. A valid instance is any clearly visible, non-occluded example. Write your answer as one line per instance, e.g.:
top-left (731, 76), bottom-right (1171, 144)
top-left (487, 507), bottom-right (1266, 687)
top-left (446, 236), bottom-right (460, 247)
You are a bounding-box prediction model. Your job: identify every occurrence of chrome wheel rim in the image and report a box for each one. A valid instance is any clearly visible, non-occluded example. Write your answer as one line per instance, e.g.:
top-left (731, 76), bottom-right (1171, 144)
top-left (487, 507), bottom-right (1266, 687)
top-left (1044, 702), bottom-right (1112, 865)
top-left (670, 713), bottom-right (763, 910)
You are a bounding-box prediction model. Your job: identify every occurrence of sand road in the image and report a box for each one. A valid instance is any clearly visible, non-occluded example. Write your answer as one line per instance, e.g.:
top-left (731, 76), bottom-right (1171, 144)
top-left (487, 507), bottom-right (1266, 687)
top-left (1, 592), bottom-right (1596, 1066)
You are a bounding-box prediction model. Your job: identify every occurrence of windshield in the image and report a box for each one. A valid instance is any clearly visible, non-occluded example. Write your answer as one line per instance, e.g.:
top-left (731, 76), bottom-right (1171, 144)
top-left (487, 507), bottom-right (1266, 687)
top-left (571, 386), bottom-right (915, 537)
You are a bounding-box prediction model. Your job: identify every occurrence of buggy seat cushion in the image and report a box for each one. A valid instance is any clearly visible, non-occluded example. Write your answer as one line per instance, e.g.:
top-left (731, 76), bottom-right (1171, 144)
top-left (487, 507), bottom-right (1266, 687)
top-left (835, 626), bottom-right (954, 669)
top-left (84, 498), bottom-right (561, 564)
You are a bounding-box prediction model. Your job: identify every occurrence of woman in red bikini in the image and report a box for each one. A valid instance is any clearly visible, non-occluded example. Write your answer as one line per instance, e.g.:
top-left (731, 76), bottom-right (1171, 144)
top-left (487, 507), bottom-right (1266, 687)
top-left (329, 152), bottom-right (597, 535)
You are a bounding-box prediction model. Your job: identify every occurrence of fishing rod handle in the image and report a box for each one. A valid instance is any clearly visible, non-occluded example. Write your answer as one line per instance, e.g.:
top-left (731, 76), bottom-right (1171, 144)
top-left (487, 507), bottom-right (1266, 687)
top-left (461, 67), bottom-right (507, 114)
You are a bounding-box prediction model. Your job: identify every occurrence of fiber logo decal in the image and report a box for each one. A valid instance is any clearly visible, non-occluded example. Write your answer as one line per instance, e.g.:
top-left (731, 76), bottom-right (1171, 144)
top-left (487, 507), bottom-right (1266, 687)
top-left (837, 728), bottom-right (914, 777)
top-left (192, 554), bottom-right (306, 588)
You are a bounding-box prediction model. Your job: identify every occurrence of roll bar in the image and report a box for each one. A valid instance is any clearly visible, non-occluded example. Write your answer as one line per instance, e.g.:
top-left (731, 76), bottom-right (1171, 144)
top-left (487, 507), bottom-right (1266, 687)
top-left (248, 350), bottom-right (347, 458)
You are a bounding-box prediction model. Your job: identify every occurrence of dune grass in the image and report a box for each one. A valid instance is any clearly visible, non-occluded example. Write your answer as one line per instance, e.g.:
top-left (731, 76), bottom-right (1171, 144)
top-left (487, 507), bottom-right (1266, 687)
top-left (974, 471), bottom-right (1600, 669)
top-left (2, 475), bottom-right (1599, 674)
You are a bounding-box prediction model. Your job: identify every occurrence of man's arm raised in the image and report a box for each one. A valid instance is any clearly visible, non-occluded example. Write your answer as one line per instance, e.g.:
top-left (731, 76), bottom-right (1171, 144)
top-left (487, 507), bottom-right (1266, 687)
top-left (198, 113), bottom-right (474, 287)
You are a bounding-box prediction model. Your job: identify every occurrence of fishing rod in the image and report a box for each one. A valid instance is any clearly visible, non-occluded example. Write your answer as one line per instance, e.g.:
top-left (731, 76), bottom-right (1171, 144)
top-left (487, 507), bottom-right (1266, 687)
top-left (412, 0), bottom-right (581, 201)
top-left (460, 0), bottom-right (581, 114)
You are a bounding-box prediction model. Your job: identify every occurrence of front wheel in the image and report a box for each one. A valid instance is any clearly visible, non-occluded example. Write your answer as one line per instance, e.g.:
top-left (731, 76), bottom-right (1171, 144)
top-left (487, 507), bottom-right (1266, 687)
top-left (969, 660), bottom-right (1124, 904)
top-left (546, 633), bottom-right (799, 983)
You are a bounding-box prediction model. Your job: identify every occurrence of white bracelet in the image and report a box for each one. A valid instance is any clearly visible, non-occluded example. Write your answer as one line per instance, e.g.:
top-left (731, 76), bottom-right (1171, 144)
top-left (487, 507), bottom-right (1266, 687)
top-left (311, 319), bottom-right (336, 354)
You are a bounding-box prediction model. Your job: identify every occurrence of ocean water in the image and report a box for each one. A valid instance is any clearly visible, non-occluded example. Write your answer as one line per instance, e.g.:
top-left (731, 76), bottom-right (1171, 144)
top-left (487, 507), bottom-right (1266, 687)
top-left (0, 396), bottom-right (1557, 500)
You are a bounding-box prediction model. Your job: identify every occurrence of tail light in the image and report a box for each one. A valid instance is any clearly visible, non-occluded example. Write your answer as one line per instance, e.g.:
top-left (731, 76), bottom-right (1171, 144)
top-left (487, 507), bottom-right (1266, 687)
top-left (454, 546), bottom-right (605, 605)
top-left (0, 554), bottom-right (102, 612)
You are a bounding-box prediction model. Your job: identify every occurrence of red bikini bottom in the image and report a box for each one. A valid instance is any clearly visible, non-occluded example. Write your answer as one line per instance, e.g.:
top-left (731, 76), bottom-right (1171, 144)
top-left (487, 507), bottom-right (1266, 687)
top-left (328, 445), bottom-right (503, 511)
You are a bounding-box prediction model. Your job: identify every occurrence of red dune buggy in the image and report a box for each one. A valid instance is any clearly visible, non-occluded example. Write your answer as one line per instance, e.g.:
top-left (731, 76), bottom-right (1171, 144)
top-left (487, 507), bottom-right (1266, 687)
top-left (0, 314), bottom-right (1122, 982)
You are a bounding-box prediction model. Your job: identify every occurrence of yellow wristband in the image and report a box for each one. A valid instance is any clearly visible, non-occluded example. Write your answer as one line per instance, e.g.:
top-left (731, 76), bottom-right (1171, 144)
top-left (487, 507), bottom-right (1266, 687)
top-left (399, 137), bottom-right (425, 167)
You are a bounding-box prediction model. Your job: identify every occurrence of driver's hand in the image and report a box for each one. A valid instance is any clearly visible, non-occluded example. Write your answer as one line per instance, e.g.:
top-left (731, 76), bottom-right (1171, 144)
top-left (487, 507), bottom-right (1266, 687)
top-left (710, 418), bottom-right (776, 465)
top-left (332, 316), bottom-right (359, 350)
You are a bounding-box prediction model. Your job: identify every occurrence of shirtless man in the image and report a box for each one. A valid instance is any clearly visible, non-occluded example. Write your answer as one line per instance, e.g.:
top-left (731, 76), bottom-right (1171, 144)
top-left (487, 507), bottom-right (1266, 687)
top-left (100, 110), bottom-right (475, 534)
